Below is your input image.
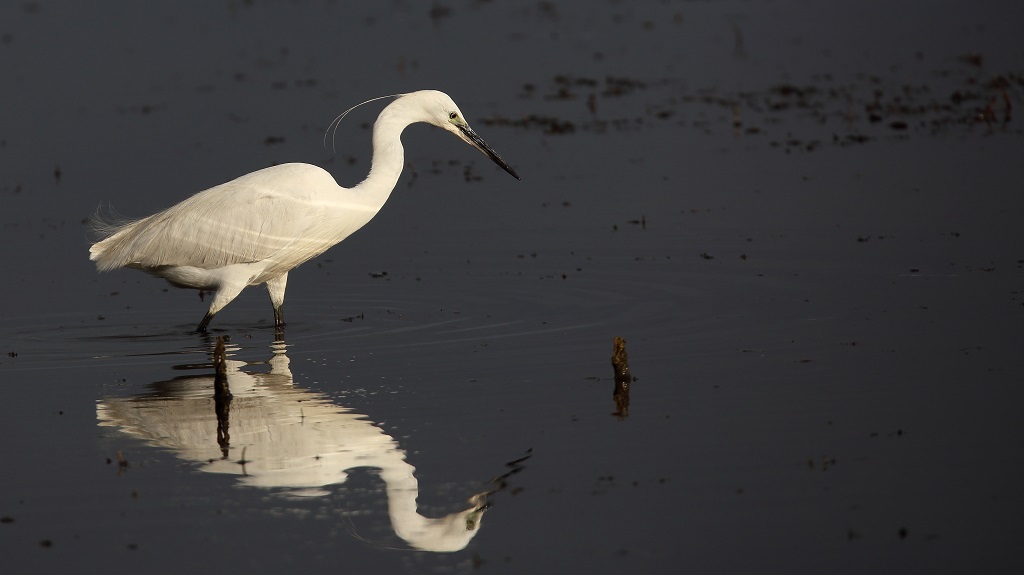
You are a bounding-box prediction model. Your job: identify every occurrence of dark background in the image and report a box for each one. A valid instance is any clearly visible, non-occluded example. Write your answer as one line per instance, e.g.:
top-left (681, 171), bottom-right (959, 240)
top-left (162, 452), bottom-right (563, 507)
top-left (1, 1), bottom-right (1022, 573)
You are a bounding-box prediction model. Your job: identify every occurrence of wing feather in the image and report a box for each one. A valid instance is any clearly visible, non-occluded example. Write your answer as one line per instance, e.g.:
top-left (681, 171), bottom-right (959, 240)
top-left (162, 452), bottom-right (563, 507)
top-left (90, 164), bottom-right (342, 273)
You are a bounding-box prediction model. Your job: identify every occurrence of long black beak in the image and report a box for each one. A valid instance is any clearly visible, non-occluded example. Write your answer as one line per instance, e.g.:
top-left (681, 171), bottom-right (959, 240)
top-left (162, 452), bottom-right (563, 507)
top-left (458, 124), bottom-right (521, 181)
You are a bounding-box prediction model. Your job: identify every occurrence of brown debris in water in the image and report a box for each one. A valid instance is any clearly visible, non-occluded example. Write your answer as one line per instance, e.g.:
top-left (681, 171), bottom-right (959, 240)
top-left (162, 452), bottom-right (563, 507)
top-left (494, 62), bottom-right (1023, 150)
top-left (611, 336), bottom-right (632, 419)
top-left (115, 450), bottom-right (129, 477)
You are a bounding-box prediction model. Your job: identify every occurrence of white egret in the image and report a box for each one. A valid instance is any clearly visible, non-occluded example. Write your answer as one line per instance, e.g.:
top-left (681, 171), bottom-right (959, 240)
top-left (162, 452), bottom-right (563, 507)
top-left (90, 90), bottom-right (520, 332)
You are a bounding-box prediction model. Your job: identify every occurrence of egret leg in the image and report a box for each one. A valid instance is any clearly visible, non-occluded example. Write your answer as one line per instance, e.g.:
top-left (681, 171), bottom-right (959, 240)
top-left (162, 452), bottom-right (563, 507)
top-left (196, 278), bottom-right (249, 333)
top-left (267, 273), bottom-right (288, 328)
top-left (196, 311), bottom-right (215, 333)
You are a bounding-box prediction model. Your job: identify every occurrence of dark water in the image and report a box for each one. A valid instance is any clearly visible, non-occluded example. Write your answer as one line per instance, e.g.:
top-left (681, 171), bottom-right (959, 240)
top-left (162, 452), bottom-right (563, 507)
top-left (2, 1), bottom-right (1022, 573)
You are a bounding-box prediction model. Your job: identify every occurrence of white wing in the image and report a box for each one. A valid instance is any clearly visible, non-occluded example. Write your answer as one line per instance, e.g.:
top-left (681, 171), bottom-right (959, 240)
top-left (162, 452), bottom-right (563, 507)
top-left (91, 163), bottom-right (350, 274)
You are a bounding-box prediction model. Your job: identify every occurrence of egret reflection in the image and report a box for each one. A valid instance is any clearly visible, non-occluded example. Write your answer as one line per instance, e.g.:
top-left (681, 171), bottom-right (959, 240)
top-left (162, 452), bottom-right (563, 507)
top-left (96, 337), bottom-right (522, 553)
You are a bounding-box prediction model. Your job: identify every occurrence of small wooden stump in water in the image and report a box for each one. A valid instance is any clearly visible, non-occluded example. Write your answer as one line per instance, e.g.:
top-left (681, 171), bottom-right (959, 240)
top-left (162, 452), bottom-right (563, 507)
top-left (611, 336), bottom-right (632, 418)
top-left (213, 336), bottom-right (229, 380)
top-left (213, 336), bottom-right (232, 457)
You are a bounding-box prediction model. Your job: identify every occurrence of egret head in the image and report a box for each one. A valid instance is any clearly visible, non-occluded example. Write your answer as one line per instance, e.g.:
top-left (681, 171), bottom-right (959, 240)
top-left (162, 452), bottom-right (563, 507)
top-left (411, 90), bottom-right (521, 181)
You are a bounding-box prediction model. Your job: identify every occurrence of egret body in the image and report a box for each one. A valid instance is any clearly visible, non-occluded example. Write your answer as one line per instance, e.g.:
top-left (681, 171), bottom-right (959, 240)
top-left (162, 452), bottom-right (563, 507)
top-left (89, 90), bottom-right (519, 332)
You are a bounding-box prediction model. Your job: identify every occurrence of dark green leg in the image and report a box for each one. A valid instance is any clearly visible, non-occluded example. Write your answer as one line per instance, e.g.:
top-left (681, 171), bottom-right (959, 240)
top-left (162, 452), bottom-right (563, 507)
top-left (196, 311), bottom-right (215, 333)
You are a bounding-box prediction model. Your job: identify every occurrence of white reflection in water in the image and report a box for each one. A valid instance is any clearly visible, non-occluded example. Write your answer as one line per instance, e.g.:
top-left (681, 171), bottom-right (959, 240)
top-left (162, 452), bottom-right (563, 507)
top-left (96, 339), bottom-right (501, 553)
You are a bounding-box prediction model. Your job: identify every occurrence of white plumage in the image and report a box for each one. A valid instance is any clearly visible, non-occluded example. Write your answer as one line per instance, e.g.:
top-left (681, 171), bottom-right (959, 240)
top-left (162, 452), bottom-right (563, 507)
top-left (90, 90), bottom-right (519, 332)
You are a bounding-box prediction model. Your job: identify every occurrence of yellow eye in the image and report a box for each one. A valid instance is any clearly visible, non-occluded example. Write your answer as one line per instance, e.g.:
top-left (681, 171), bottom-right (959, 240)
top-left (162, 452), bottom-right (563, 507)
top-left (449, 112), bottom-right (458, 120)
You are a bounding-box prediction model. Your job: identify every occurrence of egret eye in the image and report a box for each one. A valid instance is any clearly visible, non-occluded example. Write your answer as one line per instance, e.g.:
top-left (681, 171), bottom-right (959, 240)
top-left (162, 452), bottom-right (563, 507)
top-left (449, 112), bottom-right (458, 120)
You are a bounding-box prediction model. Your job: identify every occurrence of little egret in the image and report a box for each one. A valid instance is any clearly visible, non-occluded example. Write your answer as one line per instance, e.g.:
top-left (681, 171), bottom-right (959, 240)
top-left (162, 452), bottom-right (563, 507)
top-left (90, 90), bottom-right (519, 332)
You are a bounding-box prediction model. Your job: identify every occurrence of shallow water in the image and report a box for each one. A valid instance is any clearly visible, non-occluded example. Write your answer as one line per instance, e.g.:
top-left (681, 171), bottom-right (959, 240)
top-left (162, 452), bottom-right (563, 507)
top-left (2, 1), bottom-right (1023, 573)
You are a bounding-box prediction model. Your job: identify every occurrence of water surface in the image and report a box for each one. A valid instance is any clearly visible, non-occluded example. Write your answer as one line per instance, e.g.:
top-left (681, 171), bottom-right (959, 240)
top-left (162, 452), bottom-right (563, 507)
top-left (2, 1), bottom-right (1022, 573)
